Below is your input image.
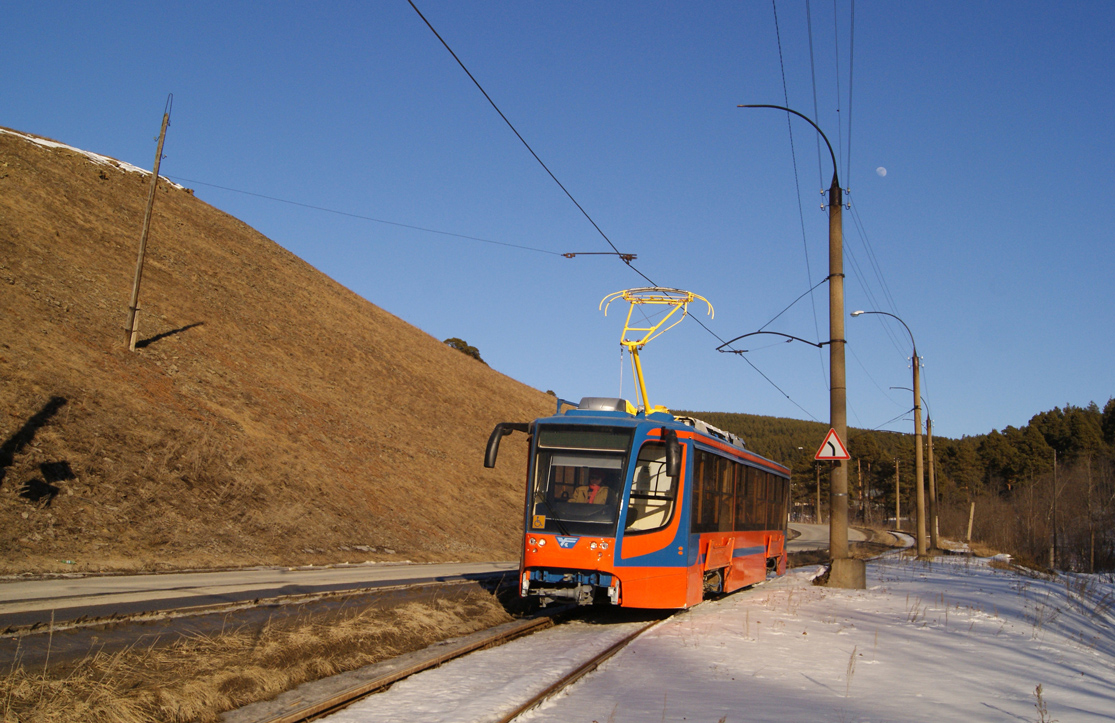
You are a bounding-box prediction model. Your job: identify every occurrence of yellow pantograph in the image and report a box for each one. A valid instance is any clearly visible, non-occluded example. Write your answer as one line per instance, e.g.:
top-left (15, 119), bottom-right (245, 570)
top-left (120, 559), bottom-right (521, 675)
top-left (600, 288), bottom-right (713, 414)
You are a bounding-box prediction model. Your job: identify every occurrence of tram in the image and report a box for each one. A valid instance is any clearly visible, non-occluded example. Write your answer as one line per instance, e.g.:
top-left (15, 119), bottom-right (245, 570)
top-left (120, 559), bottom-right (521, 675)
top-left (483, 288), bottom-right (790, 609)
top-left (485, 398), bottom-right (790, 608)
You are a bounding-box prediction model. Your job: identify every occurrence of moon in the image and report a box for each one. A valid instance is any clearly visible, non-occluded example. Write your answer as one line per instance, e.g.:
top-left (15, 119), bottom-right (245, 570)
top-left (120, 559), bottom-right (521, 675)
top-left (876, 167), bottom-right (887, 177)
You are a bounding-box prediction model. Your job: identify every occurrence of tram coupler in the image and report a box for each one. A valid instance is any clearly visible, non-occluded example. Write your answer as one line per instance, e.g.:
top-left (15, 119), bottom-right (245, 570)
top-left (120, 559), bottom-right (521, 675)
top-left (522, 569), bottom-right (617, 606)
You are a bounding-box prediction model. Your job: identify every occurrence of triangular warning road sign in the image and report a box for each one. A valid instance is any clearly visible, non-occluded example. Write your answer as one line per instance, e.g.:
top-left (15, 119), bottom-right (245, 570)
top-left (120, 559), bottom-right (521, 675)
top-left (815, 428), bottom-right (851, 460)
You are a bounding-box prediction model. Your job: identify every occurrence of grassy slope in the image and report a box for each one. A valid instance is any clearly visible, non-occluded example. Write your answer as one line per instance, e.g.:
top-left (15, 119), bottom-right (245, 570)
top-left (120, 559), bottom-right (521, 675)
top-left (0, 128), bottom-right (552, 575)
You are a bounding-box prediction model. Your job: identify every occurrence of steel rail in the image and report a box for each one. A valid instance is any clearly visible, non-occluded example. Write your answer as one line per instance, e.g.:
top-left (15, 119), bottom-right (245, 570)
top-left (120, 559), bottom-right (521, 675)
top-left (227, 610), bottom-right (658, 723)
top-left (493, 620), bottom-right (659, 723)
top-left (227, 611), bottom-right (570, 723)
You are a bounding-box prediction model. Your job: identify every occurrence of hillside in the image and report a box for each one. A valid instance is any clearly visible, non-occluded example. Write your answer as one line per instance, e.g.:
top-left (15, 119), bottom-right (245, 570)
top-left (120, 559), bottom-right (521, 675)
top-left (0, 127), bottom-right (553, 575)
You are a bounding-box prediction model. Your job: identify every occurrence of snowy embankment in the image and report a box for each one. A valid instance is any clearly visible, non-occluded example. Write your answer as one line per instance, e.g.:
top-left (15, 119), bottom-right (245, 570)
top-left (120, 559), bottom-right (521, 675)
top-left (524, 554), bottom-right (1115, 723)
top-left (320, 553), bottom-right (1115, 722)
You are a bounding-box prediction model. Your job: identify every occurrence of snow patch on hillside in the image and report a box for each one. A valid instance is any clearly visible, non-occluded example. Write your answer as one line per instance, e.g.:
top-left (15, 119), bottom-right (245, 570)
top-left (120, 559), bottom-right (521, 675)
top-left (0, 127), bottom-right (183, 189)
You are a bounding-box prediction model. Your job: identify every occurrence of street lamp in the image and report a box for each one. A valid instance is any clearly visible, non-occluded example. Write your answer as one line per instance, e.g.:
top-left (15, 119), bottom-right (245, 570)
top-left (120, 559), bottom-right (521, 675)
top-left (851, 310), bottom-right (928, 558)
top-left (891, 386), bottom-right (939, 551)
top-left (739, 104), bottom-right (863, 588)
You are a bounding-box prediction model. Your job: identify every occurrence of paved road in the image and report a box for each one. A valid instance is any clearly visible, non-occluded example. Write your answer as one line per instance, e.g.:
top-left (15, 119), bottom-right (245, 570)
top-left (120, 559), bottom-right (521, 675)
top-left (0, 561), bottom-right (518, 629)
top-left (786, 522), bottom-right (867, 553)
top-left (1, 525), bottom-right (865, 630)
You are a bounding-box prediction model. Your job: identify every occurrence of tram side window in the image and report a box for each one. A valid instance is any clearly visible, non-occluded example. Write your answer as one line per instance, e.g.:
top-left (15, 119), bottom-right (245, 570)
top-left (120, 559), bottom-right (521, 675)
top-left (758, 472), bottom-right (768, 529)
top-left (718, 456), bottom-right (734, 532)
top-left (773, 476), bottom-right (789, 527)
top-left (733, 463), bottom-right (747, 531)
top-left (691, 450), bottom-right (716, 533)
top-left (733, 463), bottom-right (759, 532)
top-left (625, 441), bottom-right (679, 534)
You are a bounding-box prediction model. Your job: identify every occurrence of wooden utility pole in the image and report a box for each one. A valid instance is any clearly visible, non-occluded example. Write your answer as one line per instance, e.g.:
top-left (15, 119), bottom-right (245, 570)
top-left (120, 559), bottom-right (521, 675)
top-left (895, 458), bottom-right (901, 531)
top-left (125, 96), bottom-right (172, 351)
top-left (857, 458), bottom-right (863, 525)
top-left (1049, 450), bottom-right (1058, 570)
top-left (927, 417), bottom-right (939, 550)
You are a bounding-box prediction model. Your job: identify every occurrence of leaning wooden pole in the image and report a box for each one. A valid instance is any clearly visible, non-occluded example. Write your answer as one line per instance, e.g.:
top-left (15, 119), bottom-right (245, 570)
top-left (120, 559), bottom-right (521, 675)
top-left (126, 97), bottom-right (171, 350)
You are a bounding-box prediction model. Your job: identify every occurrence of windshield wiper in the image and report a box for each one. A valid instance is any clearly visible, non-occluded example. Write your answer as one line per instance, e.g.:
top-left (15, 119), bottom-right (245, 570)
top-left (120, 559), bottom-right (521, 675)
top-left (536, 493), bottom-right (571, 536)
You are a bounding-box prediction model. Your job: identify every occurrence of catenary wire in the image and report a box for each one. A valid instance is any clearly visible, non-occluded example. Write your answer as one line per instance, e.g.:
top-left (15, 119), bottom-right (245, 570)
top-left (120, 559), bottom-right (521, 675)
top-left (411, 0), bottom-right (822, 421)
top-left (832, 0), bottom-right (844, 192)
top-left (847, 0), bottom-right (856, 191)
top-left (772, 0), bottom-right (828, 388)
top-left (806, 0), bottom-right (825, 191)
top-left (406, 0), bottom-right (655, 287)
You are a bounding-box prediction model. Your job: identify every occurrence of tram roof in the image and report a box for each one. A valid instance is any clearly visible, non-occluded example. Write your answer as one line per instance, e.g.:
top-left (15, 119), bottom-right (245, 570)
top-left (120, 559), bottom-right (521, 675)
top-left (536, 396), bottom-right (790, 475)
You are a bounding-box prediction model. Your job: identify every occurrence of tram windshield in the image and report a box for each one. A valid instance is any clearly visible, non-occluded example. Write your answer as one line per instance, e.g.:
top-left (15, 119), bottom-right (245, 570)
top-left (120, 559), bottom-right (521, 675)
top-left (529, 426), bottom-right (634, 536)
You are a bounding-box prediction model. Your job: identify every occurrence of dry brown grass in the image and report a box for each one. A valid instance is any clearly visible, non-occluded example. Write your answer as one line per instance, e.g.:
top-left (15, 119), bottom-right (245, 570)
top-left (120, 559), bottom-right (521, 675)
top-left (0, 590), bottom-right (512, 723)
top-left (0, 127), bottom-right (554, 574)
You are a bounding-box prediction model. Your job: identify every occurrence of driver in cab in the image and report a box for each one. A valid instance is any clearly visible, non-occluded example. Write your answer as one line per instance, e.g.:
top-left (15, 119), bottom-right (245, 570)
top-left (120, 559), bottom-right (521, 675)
top-left (571, 472), bottom-right (611, 505)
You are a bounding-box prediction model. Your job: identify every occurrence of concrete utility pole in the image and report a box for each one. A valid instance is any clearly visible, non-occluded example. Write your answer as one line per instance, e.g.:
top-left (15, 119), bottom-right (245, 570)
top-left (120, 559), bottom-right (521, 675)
top-left (739, 104), bottom-right (863, 589)
top-left (851, 310), bottom-right (927, 557)
top-left (126, 95), bottom-right (172, 351)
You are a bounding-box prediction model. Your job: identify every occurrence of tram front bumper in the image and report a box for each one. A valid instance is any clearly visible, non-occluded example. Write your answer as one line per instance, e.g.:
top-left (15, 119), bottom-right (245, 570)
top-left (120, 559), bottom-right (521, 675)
top-left (522, 569), bottom-right (619, 606)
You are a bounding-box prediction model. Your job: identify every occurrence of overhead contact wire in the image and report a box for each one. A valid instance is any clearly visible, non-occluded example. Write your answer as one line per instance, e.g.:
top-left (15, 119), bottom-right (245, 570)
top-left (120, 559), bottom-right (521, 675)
top-left (407, 0), bottom-right (655, 287)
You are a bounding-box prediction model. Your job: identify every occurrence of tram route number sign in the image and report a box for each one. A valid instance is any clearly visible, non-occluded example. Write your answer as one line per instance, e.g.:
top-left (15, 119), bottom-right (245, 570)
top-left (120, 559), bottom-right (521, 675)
top-left (815, 428), bottom-right (851, 461)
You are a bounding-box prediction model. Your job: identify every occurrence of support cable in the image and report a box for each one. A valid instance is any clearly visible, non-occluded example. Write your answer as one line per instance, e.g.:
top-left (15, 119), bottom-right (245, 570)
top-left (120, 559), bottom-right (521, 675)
top-left (759, 277), bottom-right (830, 334)
top-left (168, 176), bottom-right (563, 257)
top-left (874, 408), bottom-right (915, 432)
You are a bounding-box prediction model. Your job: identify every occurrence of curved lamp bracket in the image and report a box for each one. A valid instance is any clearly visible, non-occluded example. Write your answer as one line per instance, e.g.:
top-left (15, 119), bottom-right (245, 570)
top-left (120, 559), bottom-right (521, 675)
top-left (716, 330), bottom-right (828, 354)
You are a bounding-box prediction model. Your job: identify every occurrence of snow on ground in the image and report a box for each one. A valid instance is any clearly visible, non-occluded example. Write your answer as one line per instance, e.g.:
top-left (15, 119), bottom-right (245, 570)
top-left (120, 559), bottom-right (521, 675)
top-left (0, 127), bottom-right (183, 187)
top-left (523, 554), bottom-right (1115, 723)
top-left (324, 553), bottom-right (1115, 723)
top-left (322, 620), bottom-right (649, 723)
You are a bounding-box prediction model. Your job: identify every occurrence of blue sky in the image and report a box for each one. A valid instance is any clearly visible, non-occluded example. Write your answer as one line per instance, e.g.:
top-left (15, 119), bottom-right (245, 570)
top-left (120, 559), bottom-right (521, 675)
top-left (5, 1), bottom-right (1113, 440)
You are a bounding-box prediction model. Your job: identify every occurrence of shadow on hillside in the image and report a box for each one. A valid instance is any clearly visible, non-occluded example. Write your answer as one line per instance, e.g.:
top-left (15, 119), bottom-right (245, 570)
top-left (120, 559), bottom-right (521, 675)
top-left (20, 461), bottom-right (75, 507)
top-left (135, 321), bottom-right (204, 349)
top-left (0, 396), bottom-right (67, 489)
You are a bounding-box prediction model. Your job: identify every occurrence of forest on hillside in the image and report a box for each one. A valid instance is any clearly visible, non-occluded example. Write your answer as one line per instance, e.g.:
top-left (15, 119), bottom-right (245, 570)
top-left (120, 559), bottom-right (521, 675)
top-left (683, 399), bottom-right (1115, 572)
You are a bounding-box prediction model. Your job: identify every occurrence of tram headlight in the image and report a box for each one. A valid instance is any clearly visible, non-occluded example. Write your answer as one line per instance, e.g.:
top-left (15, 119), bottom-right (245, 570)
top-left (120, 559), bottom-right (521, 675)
top-left (538, 538), bottom-right (546, 546)
top-left (589, 541), bottom-right (598, 550)
top-left (601, 542), bottom-right (609, 550)
top-left (528, 538), bottom-right (536, 546)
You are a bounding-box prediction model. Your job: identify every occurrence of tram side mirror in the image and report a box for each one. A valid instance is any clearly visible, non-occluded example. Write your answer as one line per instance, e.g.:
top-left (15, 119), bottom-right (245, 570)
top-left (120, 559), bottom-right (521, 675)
top-left (484, 422), bottom-right (531, 468)
top-left (663, 428), bottom-right (681, 478)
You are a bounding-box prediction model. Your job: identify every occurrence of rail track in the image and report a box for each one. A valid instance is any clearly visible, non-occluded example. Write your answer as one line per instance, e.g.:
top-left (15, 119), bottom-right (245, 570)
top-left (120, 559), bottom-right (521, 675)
top-left (223, 608), bottom-right (664, 723)
top-left (225, 530), bottom-right (904, 723)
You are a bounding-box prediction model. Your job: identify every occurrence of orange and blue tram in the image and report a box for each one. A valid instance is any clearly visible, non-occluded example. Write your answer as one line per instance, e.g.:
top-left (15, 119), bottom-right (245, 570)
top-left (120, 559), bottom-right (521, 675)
top-left (485, 396), bottom-right (791, 609)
